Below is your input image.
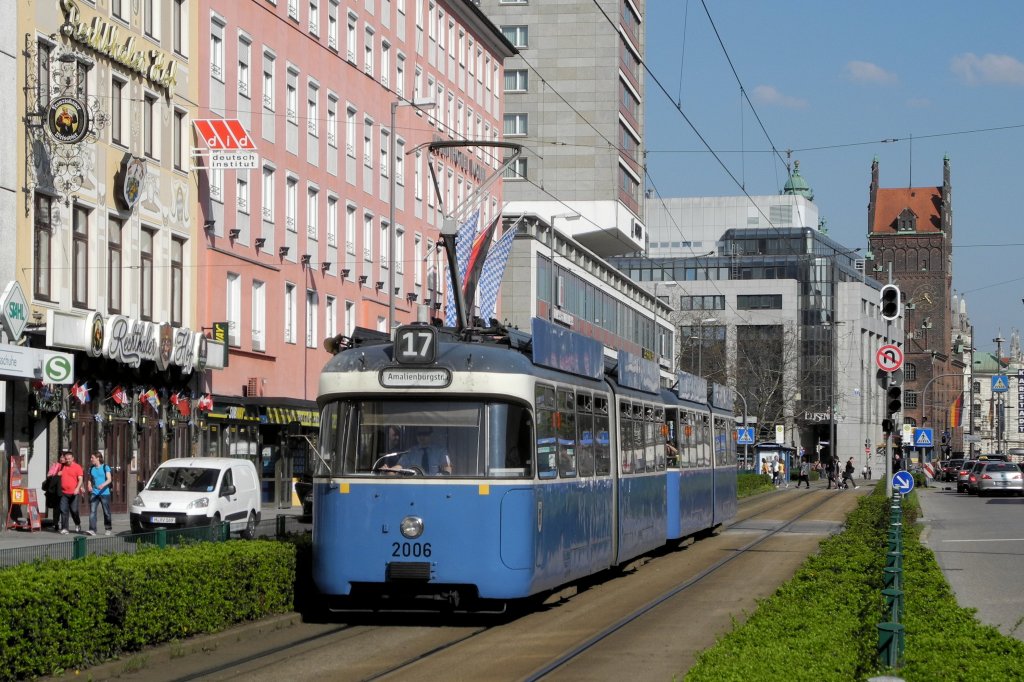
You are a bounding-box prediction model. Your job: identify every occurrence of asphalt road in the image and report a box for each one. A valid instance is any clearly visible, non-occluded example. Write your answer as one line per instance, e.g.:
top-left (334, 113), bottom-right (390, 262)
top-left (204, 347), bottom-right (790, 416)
top-left (917, 481), bottom-right (1024, 641)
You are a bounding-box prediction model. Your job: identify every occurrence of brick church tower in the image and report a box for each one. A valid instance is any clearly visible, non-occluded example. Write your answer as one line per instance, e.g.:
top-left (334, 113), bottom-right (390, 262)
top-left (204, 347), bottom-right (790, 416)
top-left (867, 156), bottom-right (963, 457)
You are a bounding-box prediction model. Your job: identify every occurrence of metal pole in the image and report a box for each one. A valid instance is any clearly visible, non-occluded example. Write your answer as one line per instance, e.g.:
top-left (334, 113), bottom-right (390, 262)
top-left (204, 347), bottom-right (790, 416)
top-left (387, 101), bottom-right (398, 334)
top-left (885, 262), bottom-right (894, 498)
top-left (995, 334), bottom-right (1005, 454)
top-left (548, 218), bottom-right (555, 321)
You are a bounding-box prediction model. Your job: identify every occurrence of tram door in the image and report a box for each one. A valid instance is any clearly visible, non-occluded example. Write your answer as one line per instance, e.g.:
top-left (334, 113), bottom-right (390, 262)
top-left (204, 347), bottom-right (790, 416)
top-left (105, 422), bottom-right (134, 513)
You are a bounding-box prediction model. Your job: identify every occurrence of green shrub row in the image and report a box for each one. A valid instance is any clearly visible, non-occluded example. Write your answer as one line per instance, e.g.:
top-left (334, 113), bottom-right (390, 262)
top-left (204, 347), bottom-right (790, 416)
top-left (686, 486), bottom-right (1024, 681)
top-left (0, 540), bottom-right (295, 681)
top-left (737, 473), bottom-right (775, 498)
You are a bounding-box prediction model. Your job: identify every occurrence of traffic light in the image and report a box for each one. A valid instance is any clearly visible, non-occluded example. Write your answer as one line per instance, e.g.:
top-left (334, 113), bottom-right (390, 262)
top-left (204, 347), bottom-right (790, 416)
top-left (882, 418), bottom-right (893, 434)
top-left (880, 284), bottom-right (901, 320)
top-left (886, 384), bottom-right (902, 415)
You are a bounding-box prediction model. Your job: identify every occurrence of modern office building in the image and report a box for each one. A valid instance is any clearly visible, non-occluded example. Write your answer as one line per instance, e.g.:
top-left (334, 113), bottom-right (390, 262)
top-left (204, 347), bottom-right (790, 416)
top-left (479, 0), bottom-right (646, 261)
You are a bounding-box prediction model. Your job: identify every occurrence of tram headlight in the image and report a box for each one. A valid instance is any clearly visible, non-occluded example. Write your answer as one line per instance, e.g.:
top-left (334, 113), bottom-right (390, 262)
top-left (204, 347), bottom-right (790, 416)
top-left (400, 516), bottom-right (424, 539)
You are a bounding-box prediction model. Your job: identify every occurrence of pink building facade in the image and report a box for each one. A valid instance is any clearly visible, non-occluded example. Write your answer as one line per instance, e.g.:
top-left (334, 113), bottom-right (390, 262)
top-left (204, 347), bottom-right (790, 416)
top-left (195, 0), bottom-right (513, 498)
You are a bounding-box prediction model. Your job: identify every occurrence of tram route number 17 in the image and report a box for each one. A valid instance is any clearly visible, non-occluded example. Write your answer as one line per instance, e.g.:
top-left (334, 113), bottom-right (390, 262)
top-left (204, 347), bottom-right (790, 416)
top-left (395, 325), bottom-right (438, 364)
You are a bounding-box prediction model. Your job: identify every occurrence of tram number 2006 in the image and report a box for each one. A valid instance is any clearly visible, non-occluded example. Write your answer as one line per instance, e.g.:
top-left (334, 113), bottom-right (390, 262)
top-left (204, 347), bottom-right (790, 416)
top-left (392, 542), bottom-right (432, 558)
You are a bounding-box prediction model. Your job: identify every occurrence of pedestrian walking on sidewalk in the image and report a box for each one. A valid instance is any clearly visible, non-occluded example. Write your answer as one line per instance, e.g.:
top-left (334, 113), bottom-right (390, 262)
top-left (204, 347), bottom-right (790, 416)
top-left (843, 457), bottom-right (859, 489)
top-left (796, 458), bottom-right (812, 488)
top-left (58, 451), bottom-right (84, 534)
top-left (86, 452), bottom-right (113, 536)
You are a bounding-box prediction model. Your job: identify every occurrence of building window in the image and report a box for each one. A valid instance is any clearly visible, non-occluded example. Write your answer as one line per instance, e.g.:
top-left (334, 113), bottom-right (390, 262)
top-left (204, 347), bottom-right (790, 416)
top-left (252, 280), bottom-right (266, 351)
top-left (171, 237), bottom-right (184, 326)
top-left (36, 40), bottom-right (51, 110)
top-left (284, 283), bottom-right (297, 343)
top-left (210, 27), bottom-right (224, 81)
top-left (905, 363), bottom-right (917, 381)
top-left (363, 213), bottom-right (373, 261)
top-left (327, 196), bottom-right (338, 247)
top-left (344, 300), bottom-right (355, 336)
top-left (736, 294), bottom-right (782, 310)
top-left (346, 12), bottom-right (357, 62)
top-left (500, 25), bottom-right (528, 48)
top-left (503, 113), bottom-right (527, 136)
top-left (173, 109), bottom-right (186, 171)
top-left (363, 26), bottom-right (374, 76)
top-left (108, 215), bottom-right (123, 314)
top-left (619, 165), bottom-right (640, 203)
top-left (209, 167), bottom-right (223, 202)
top-left (144, 0), bottom-right (159, 38)
top-left (905, 391), bottom-right (919, 410)
top-left (326, 95), bottom-right (337, 147)
top-left (380, 41), bottom-right (390, 87)
top-left (140, 227), bottom-right (154, 320)
top-left (346, 106), bottom-right (356, 156)
top-left (325, 295), bottom-right (337, 338)
top-left (173, 0), bottom-right (186, 55)
top-left (305, 290), bottom-right (318, 348)
top-left (680, 295), bottom-right (726, 311)
top-left (309, 0), bottom-right (319, 34)
top-left (226, 272), bottom-right (241, 346)
top-left (238, 36), bottom-right (251, 97)
top-left (263, 51), bottom-right (275, 110)
top-left (33, 193), bottom-right (53, 301)
top-left (504, 69), bottom-right (528, 93)
top-left (286, 79), bottom-right (298, 124)
top-left (346, 204), bottom-right (356, 254)
top-left (308, 83), bottom-right (319, 136)
top-left (363, 118), bottom-right (373, 167)
top-left (327, 0), bottom-right (339, 49)
top-left (261, 165), bottom-right (275, 221)
top-left (307, 186), bottom-right (318, 239)
top-left (72, 204), bottom-right (89, 309)
top-left (380, 129), bottom-right (389, 178)
top-left (285, 176), bottom-right (298, 232)
top-left (502, 157), bottom-right (527, 180)
top-left (111, 77), bottom-right (126, 145)
top-left (144, 94), bottom-right (158, 158)
top-left (237, 177), bottom-right (249, 214)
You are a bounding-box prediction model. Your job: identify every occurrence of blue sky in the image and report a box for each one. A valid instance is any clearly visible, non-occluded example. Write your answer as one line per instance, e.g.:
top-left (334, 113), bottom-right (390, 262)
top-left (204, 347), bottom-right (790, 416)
top-left (643, 1), bottom-right (1024, 352)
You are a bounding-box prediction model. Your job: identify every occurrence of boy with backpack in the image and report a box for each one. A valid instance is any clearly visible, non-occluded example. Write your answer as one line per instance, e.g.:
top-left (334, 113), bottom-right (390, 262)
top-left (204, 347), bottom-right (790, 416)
top-left (86, 452), bottom-right (113, 536)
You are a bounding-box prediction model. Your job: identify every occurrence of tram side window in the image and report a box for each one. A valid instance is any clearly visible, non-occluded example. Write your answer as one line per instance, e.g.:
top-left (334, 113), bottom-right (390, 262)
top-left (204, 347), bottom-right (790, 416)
top-left (644, 417), bottom-right (657, 472)
top-left (680, 412), bottom-right (695, 468)
top-left (664, 409), bottom-right (678, 468)
top-left (632, 404), bottom-right (646, 472)
top-left (576, 392), bottom-right (595, 477)
top-left (318, 402), bottom-right (339, 476)
top-left (557, 389), bottom-right (577, 478)
top-left (594, 398), bottom-right (611, 476)
top-left (487, 403), bottom-right (533, 478)
top-left (699, 417), bottom-right (711, 467)
top-left (536, 385), bottom-right (558, 479)
top-left (619, 401), bottom-right (633, 474)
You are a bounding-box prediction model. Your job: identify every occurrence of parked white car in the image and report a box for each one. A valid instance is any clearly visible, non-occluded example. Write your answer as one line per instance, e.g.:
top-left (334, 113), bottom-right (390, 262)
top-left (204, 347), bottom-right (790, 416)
top-left (130, 457), bottom-right (261, 538)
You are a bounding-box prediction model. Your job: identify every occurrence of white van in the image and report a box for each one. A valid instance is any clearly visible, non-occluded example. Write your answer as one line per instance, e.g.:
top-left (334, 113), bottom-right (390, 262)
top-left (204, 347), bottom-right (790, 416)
top-left (130, 457), bottom-right (262, 538)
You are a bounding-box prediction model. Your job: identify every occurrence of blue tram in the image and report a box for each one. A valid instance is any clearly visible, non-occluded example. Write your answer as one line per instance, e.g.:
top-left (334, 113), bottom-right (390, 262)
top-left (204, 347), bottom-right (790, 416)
top-left (312, 318), bottom-right (736, 609)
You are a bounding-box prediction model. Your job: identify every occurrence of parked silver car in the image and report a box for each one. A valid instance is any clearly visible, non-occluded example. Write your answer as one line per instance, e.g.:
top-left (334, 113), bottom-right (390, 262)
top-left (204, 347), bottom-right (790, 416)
top-left (975, 461), bottom-right (1024, 496)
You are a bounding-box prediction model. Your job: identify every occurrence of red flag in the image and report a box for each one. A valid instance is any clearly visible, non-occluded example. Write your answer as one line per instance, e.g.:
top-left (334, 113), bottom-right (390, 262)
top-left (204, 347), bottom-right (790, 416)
top-left (197, 394), bottom-right (214, 411)
top-left (169, 393), bottom-right (180, 406)
top-left (111, 386), bottom-right (127, 405)
top-left (177, 397), bottom-right (191, 418)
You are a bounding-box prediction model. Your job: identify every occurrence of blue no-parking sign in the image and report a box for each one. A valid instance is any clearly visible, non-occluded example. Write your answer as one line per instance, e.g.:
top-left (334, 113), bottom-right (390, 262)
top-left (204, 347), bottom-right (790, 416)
top-left (892, 470), bottom-right (915, 495)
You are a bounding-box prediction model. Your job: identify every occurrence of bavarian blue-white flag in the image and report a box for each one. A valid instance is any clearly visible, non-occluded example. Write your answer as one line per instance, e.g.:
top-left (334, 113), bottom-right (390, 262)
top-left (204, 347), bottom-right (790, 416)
top-left (444, 210), bottom-right (481, 326)
top-left (477, 222), bottom-right (520, 323)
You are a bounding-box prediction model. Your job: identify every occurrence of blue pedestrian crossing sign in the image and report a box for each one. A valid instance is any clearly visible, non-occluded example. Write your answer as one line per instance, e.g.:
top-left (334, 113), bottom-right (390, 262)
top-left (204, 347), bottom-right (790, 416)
top-left (892, 470), bottom-right (915, 495)
top-left (913, 428), bottom-right (934, 447)
top-left (736, 427), bottom-right (755, 445)
top-left (992, 375), bottom-right (1009, 393)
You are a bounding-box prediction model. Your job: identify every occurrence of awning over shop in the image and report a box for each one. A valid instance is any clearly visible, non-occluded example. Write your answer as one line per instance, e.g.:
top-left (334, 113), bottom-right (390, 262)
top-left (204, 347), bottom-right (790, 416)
top-left (264, 406), bottom-right (320, 427)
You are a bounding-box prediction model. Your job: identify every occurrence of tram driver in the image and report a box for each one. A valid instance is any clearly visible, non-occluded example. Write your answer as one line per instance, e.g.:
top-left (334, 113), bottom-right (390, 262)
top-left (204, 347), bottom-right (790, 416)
top-left (386, 427), bottom-right (452, 475)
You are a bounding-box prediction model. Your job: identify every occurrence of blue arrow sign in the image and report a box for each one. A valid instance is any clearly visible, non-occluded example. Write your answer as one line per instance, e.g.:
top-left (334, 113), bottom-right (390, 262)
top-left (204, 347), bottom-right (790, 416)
top-left (914, 428), bottom-right (933, 447)
top-left (893, 470), bottom-right (915, 495)
top-left (992, 375), bottom-right (1009, 393)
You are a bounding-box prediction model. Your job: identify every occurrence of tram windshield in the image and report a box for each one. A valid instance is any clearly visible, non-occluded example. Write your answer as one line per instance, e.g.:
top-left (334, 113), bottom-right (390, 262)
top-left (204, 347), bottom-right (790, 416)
top-left (318, 399), bottom-right (534, 479)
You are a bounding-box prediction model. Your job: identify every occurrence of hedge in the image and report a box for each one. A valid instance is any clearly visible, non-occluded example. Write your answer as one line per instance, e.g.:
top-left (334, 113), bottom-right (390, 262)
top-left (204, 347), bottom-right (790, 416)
top-left (685, 485), bottom-right (1024, 681)
top-left (0, 540), bottom-right (295, 681)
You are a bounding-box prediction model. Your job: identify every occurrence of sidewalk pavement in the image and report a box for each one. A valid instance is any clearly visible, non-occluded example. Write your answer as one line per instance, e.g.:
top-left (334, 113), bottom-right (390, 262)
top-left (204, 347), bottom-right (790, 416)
top-left (0, 503), bottom-right (309, 551)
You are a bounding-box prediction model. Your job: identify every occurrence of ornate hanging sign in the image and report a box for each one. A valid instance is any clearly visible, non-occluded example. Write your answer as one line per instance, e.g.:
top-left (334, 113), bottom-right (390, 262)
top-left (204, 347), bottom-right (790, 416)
top-left (46, 95), bottom-right (90, 144)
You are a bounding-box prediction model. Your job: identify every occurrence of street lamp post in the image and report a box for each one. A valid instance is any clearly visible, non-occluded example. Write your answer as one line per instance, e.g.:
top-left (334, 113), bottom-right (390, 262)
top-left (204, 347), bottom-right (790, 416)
top-left (388, 96), bottom-right (436, 333)
top-left (547, 212), bottom-right (580, 321)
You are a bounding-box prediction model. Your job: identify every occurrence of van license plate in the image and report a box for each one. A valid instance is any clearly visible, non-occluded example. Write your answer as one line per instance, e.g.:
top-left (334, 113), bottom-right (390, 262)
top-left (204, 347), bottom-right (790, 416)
top-left (151, 516), bottom-right (176, 524)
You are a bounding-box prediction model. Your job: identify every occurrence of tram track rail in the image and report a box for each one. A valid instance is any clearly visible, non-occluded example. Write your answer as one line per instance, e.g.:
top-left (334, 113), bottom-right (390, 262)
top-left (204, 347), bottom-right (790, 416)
top-left (523, 490), bottom-right (840, 680)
